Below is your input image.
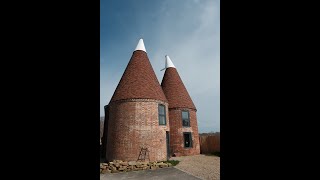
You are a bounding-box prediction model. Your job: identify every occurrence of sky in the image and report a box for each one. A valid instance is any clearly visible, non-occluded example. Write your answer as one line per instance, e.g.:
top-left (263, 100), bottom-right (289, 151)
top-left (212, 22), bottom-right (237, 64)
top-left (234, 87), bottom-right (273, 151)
top-left (100, 0), bottom-right (220, 133)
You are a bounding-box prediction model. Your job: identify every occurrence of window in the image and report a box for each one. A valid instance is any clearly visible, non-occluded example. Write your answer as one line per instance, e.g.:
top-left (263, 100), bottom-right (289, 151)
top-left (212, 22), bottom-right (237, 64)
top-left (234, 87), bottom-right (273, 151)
top-left (182, 110), bottom-right (190, 127)
top-left (158, 104), bottom-right (166, 125)
top-left (183, 132), bottom-right (192, 148)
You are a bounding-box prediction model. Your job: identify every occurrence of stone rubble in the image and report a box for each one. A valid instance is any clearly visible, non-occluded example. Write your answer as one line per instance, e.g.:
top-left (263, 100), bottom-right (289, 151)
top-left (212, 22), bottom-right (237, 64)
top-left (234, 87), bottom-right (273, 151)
top-left (100, 160), bottom-right (173, 174)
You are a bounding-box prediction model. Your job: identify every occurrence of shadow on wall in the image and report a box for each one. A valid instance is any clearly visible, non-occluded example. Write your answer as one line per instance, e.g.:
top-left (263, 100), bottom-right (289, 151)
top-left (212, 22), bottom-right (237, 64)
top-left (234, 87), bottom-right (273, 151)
top-left (199, 132), bottom-right (220, 154)
top-left (100, 117), bottom-right (104, 139)
top-left (100, 117), bottom-right (105, 161)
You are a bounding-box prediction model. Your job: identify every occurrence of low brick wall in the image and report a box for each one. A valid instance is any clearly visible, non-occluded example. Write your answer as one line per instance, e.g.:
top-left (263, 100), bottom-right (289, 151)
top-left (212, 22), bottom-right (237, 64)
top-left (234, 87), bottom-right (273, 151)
top-left (100, 160), bottom-right (172, 173)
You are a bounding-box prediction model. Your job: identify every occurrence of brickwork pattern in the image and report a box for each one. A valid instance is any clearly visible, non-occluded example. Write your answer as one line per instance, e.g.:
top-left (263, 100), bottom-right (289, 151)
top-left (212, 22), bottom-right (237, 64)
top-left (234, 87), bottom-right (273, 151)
top-left (106, 99), bottom-right (170, 162)
top-left (110, 50), bottom-right (167, 103)
top-left (161, 67), bottom-right (196, 110)
top-left (168, 108), bottom-right (200, 156)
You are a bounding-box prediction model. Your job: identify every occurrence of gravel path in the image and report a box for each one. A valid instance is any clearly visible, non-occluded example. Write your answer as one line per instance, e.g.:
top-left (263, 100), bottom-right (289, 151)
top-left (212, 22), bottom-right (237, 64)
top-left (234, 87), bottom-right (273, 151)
top-left (170, 154), bottom-right (220, 180)
top-left (100, 167), bottom-right (201, 180)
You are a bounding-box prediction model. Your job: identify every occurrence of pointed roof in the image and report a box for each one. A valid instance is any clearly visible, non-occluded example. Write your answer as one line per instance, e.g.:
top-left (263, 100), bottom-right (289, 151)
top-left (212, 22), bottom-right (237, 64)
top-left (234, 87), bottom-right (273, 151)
top-left (165, 55), bottom-right (175, 68)
top-left (110, 39), bottom-right (167, 103)
top-left (161, 56), bottom-right (196, 110)
top-left (135, 38), bottom-right (146, 52)
top-left (160, 55), bottom-right (176, 71)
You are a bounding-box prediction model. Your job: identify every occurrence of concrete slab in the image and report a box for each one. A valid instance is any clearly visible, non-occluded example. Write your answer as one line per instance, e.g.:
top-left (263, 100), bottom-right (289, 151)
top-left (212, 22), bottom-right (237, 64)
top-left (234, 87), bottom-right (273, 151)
top-left (100, 167), bottom-right (201, 180)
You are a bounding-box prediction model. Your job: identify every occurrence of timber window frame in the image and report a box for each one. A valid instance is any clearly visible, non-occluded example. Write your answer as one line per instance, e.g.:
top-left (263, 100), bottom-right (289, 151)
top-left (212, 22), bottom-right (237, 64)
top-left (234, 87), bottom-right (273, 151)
top-left (182, 110), bottom-right (190, 127)
top-left (158, 104), bottom-right (166, 125)
top-left (183, 132), bottom-right (192, 148)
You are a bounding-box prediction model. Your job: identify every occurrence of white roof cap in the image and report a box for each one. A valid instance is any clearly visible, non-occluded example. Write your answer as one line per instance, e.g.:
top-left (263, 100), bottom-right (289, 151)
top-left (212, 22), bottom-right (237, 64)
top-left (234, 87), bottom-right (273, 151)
top-left (165, 55), bottom-right (176, 69)
top-left (134, 38), bottom-right (146, 52)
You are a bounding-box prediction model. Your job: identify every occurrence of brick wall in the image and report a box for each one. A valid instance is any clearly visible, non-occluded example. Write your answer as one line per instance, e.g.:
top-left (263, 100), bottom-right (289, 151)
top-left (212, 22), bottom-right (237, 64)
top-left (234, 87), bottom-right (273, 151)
top-left (168, 108), bottom-right (200, 156)
top-left (106, 99), bottom-right (170, 162)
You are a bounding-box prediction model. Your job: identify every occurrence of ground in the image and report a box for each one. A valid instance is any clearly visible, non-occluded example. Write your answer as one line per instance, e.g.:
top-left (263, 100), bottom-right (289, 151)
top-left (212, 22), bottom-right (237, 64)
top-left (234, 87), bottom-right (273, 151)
top-left (170, 154), bottom-right (220, 180)
top-left (100, 154), bottom-right (220, 180)
top-left (100, 167), bottom-right (201, 180)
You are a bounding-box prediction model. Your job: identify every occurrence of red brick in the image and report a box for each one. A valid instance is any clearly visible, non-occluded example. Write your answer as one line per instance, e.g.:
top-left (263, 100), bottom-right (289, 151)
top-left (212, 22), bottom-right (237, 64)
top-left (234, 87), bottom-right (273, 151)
top-left (168, 108), bottom-right (200, 156)
top-left (161, 66), bottom-right (200, 156)
top-left (103, 45), bottom-right (201, 161)
top-left (106, 99), bottom-right (170, 162)
top-left (161, 67), bottom-right (196, 110)
top-left (110, 51), bottom-right (167, 103)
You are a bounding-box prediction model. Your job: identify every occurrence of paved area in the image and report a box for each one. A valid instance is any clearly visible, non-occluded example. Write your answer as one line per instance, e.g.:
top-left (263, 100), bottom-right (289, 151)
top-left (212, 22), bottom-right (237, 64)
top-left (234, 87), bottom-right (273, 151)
top-left (171, 154), bottom-right (220, 180)
top-left (100, 167), bottom-right (201, 180)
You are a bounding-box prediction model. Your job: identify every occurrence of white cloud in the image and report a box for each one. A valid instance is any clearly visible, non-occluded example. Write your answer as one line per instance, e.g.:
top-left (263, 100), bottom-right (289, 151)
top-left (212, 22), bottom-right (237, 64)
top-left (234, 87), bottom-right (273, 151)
top-left (101, 0), bottom-right (220, 133)
top-left (150, 0), bottom-right (220, 133)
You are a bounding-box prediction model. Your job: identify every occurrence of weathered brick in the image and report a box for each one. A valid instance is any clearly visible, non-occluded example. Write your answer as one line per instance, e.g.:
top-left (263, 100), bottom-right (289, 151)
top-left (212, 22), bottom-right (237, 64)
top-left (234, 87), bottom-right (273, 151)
top-left (102, 41), bottom-right (201, 163)
top-left (161, 66), bottom-right (200, 157)
top-left (110, 50), bottom-right (167, 103)
top-left (106, 99), bottom-right (170, 162)
top-left (168, 109), bottom-right (200, 156)
top-left (161, 67), bottom-right (196, 110)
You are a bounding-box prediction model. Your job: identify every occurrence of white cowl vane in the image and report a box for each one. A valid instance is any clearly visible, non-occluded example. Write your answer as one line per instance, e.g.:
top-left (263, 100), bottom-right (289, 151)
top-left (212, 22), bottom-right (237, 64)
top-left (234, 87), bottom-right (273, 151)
top-left (165, 55), bottom-right (176, 68)
top-left (161, 55), bottom-right (176, 71)
top-left (134, 38), bottom-right (147, 52)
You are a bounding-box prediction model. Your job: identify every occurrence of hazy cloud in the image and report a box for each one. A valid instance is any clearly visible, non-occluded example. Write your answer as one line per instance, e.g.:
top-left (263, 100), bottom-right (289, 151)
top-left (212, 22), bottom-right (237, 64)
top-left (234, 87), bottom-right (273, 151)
top-left (100, 0), bottom-right (220, 133)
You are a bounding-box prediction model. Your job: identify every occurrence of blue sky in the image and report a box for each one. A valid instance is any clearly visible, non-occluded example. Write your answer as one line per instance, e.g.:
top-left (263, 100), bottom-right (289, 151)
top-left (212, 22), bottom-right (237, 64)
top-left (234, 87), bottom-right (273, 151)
top-left (100, 0), bottom-right (220, 133)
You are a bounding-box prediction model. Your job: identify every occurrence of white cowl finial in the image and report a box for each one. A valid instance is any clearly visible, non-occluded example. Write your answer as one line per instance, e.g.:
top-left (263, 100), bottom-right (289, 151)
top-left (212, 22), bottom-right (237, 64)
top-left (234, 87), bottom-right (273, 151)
top-left (161, 55), bottom-right (176, 71)
top-left (165, 55), bottom-right (175, 68)
top-left (134, 38), bottom-right (146, 52)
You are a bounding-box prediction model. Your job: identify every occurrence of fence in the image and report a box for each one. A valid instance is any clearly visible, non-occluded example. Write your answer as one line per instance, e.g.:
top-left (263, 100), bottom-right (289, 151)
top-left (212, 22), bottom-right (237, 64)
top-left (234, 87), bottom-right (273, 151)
top-left (199, 133), bottom-right (220, 154)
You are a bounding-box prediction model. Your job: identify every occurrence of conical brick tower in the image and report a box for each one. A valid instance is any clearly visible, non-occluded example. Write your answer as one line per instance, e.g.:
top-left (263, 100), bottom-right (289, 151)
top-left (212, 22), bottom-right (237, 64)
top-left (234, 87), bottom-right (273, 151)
top-left (161, 55), bottom-right (200, 156)
top-left (103, 39), bottom-right (170, 162)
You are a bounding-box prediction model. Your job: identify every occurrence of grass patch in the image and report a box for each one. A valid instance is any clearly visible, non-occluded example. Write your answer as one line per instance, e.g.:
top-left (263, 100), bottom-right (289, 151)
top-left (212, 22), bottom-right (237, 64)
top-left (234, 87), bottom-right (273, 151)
top-left (211, 151), bottom-right (220, 157)
top-left (204, 152), bottom-right (220, 157)
top-left (163, 160), bottom-right (180, 166)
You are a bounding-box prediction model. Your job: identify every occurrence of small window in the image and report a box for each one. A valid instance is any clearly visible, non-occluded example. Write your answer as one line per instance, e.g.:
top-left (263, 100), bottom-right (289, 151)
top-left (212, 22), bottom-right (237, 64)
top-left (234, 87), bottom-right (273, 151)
top-left (182, 111), bottom-right (190, 127)
top-left (183, 132), bottom-right (192, 148)
top-left (158, 104), bottom-right (166, 125)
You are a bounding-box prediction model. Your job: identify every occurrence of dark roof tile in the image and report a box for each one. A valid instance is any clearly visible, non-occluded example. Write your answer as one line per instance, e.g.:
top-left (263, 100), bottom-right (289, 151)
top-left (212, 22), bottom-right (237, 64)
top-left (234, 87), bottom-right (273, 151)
top-left (110, 50), bottom-right (167, 103)
top-left (161, 67), bottom-right (196, 110)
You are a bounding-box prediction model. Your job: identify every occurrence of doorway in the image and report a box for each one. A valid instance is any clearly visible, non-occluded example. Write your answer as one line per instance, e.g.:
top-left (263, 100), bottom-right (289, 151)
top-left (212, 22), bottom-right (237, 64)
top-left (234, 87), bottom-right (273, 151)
top-left (166, 131), bottom-right (170, 160)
